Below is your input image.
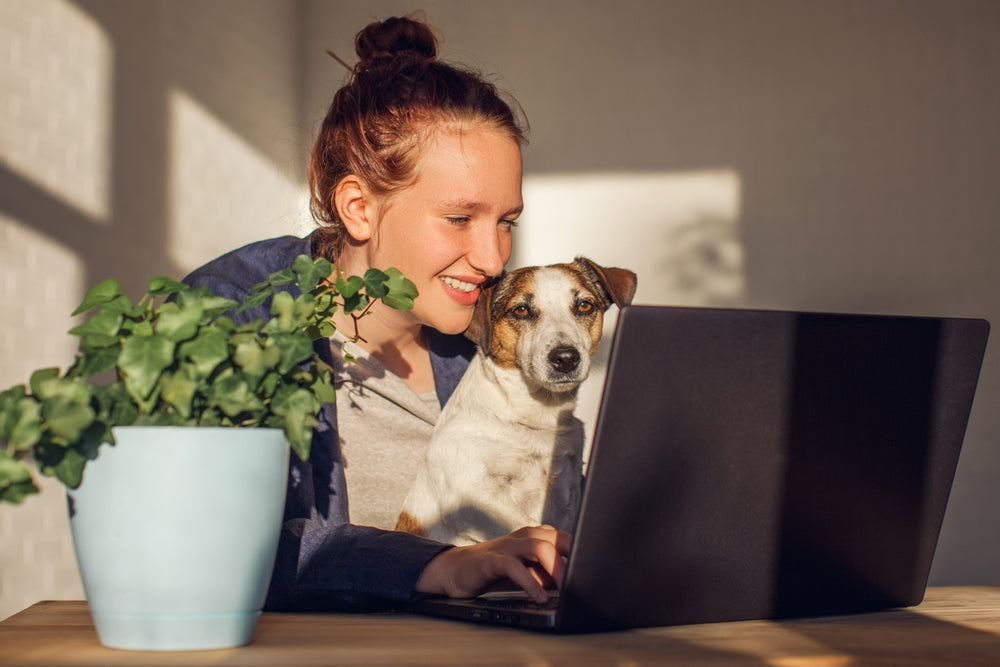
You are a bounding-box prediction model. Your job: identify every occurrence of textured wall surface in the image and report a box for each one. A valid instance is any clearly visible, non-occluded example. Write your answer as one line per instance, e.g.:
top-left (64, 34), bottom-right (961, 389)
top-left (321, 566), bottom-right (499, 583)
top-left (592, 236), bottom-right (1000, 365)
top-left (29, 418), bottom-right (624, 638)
top-left (3, 0), bottom-right (999, 620)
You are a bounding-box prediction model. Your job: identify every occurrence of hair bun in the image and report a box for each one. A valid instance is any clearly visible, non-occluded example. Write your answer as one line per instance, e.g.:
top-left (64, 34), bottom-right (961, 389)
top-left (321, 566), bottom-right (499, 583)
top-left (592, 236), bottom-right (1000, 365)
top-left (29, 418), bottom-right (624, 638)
top-left (355, 16), bottom-right (437, 68)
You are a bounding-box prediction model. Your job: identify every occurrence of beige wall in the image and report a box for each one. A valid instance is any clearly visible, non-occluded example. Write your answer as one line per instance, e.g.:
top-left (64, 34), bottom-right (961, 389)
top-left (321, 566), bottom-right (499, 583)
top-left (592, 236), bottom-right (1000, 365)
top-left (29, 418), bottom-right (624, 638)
top-left (2, 0), bottom-right (998, 619)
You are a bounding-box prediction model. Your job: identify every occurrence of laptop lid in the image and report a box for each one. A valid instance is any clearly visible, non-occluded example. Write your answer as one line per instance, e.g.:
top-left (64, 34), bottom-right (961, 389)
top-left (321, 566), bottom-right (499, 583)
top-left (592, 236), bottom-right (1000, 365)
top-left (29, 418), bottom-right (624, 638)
top-left (555, 305), bottom-right (989, 632)
top-left (411, 305), bottom-right (989, 633)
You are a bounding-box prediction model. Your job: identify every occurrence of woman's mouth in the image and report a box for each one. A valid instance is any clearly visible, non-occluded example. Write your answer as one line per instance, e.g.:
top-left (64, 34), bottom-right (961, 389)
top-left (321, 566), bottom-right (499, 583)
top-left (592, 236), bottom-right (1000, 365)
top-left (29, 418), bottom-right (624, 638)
top-left (440, 276), bottom-right (481, 306)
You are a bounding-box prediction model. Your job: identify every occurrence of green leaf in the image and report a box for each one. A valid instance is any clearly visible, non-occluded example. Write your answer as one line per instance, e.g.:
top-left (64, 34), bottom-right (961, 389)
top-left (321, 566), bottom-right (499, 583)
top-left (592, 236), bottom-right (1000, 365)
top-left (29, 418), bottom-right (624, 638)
top-left (0, 453), bottom-right (39, 504)
top-left (269, 332), bottom-right (315, 374)
top-left (122, 318), bottom-right (155, 337)
top-left (68, 308), bottom-right (123, 340)
top-left (236, 319), bottom-right (264, 334)
top-left (292, 254), bottom-right (333, 293)
top-left (316, 319), bottom-right (336, 338)
top-left (147, 275), bottom-right (190, 297)
top-left (266, 268), bottom-right (296, 286)
top-left (132, 383), bottom-right (162, 415)
top-left (31, 371), bottom-right (91, 405)
top-left (259, 371), bottom-right (280, 398)
top-left (271, 386), bottom-right (319, 461)
top-left (178, 327), bottom-right (230, 377)
top-left (233, 339), bottom-right (282, 378)
top-left (160, 369), bottom-right (199, 419)
top-left (335, 275), bottom-right (363, 299)
top-left (72, 278), bottom-right (123, 316)
top-left (28, 368), bottom-right (61, 398)
top-left (311, 367), bottom-right (337, 404)
top-left (155, 301), bottom-right (204, 342)
top-left (4, 397), bottom-right (43, 451)
top-left (99, 295), bottom-right (136, 316)
top-left (266, 291), bottom-right (297, 333)
top-left (196, 296), bottom-right (238, 320)
top-left (71, 341), bottom-right (120, 378)
top-left (176, 287), bottom-right (237, 319)
top-left (381, 268), bottom-right (418, 311)
top-left (41, 396), bottom-right (96, 443)
top-left (0, 386), bottom-right (26, 442)
top-left (51, 447), bottom-right (87, 489)
top-left (210, 373), bottom-right (264, 417)
top-left (118, 334), bottom-right (174, 401)
top-left (93, 383), bottom-right (138, 427)
top-left (240, 288), bottom-right (272, 313)
top-left (362, 268), bottom-right (390, 299)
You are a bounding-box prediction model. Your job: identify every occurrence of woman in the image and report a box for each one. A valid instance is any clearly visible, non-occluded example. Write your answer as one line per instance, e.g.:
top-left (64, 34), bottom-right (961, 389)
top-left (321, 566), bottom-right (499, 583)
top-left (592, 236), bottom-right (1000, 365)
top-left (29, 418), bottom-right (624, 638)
top-left (184, 15), bottom-right (568, 610)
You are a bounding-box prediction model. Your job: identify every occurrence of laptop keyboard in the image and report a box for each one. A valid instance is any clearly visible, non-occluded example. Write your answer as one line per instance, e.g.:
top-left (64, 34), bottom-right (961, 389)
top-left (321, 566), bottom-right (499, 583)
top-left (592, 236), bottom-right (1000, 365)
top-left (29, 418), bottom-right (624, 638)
top-left (480, 594), bottom-right (559, 612)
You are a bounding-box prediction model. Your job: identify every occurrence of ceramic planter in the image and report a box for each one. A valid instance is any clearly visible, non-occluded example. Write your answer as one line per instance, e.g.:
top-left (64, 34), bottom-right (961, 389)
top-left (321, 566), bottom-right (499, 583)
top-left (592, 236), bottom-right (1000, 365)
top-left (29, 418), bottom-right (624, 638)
top-left (67, 426), bottom-right (289, 650)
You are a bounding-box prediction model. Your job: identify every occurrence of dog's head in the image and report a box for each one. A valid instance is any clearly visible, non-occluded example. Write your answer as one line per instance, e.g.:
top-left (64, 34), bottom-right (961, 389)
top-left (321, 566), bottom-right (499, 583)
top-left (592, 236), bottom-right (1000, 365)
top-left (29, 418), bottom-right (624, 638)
top-left (465, 257), bottom-right (638, 393)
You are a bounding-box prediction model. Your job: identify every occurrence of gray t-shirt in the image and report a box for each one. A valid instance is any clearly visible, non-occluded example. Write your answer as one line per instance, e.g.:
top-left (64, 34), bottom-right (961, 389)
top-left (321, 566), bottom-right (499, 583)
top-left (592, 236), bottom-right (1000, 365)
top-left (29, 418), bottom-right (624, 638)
top-left (332, 334), bottom-right (442, 530)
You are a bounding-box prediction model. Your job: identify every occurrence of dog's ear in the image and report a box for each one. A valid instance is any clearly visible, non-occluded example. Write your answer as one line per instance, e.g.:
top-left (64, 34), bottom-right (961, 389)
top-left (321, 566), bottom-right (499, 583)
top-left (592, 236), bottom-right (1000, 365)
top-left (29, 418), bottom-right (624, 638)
top-left (463, 281), bottom-right (497, 349)
top-left (574, 257), bottom-right (638, 309)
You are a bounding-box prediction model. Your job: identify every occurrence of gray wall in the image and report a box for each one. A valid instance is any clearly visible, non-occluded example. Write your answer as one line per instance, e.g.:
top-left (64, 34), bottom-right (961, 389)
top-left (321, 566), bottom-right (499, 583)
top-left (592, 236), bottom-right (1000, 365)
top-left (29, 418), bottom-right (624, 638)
top-left (310, 0), bottom-right (1000, 585)
top-left (1, 0), bottom-right (998, 618)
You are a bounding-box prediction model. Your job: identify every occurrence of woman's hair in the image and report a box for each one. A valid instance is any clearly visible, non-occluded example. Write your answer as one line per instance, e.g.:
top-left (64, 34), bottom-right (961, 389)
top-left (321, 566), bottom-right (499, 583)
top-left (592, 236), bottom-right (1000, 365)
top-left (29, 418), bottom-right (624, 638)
top-left (309, 15), bottom-right (528, 262)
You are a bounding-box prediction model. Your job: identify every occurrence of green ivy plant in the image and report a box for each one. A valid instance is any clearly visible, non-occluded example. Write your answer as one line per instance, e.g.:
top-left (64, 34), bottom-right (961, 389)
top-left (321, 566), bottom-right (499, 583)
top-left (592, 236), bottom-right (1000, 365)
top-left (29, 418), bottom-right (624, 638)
top-left (0, 254), bottom-right (417, 504)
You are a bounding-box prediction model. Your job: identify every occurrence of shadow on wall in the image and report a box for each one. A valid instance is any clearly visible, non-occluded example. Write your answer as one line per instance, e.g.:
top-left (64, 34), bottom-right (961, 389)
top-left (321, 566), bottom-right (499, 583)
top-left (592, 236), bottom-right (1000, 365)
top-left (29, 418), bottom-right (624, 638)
top-left (0, 0), bottom-right (312, 384)
top-left (0, 0), bottom-right (310, 621)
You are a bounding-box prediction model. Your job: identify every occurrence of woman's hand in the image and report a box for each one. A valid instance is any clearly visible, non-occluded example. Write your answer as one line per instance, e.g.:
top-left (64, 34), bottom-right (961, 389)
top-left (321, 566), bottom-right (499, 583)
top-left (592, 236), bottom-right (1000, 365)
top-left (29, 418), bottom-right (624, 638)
top-left (414, 525), bottom-right (571, 604)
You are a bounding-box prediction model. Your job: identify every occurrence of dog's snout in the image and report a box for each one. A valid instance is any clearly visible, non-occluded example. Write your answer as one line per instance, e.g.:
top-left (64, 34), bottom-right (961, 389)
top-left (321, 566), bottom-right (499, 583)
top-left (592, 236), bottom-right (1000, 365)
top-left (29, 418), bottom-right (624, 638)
top-left (548, 346), bottom-right (581, 373)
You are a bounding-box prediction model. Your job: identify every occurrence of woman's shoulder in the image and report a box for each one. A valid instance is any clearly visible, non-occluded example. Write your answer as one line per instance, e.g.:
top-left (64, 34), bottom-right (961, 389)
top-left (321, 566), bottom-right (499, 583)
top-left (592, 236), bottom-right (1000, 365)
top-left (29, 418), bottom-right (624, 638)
top-left (183, 234), bottom-right (313, 291)
top-left (182, 233), bottom-right (314, 323)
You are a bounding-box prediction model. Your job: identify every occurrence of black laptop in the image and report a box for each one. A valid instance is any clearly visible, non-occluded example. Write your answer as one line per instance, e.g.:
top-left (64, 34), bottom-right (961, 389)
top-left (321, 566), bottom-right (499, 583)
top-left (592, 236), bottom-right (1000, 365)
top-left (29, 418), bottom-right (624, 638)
top-left (410, 305), bottom-right (990, 633)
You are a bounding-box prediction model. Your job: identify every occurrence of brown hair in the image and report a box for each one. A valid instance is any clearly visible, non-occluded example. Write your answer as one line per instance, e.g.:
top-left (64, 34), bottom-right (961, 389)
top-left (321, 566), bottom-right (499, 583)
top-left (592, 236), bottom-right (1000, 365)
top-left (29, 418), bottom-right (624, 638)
top-left (309, 15), bottom-right (528, 262)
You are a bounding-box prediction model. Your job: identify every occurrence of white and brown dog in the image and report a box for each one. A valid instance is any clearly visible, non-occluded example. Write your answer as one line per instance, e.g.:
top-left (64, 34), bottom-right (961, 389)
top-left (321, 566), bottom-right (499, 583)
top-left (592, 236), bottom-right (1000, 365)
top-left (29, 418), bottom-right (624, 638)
top-left (396, 258), bottom-right (637, 545)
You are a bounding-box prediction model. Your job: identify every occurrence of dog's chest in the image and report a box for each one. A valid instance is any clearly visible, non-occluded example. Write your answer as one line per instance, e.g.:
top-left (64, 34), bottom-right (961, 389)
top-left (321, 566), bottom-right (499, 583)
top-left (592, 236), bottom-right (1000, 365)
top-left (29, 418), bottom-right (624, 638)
top-left (487, 426), bottom-right (581, 513)
top-left (488, 445), bottom-right (551, 508)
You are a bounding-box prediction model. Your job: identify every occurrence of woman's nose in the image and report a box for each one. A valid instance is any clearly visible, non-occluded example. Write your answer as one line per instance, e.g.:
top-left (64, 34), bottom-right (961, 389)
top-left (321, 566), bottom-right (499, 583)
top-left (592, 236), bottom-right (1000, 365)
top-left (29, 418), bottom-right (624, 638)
top-left (468, 223), bottom-right (510, 277)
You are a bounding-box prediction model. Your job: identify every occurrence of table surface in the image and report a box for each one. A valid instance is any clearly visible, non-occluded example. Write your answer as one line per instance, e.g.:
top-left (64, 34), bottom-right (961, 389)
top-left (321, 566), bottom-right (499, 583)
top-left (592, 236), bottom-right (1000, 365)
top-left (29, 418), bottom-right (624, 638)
top-left (2, 586), bottom-right (1000, 665)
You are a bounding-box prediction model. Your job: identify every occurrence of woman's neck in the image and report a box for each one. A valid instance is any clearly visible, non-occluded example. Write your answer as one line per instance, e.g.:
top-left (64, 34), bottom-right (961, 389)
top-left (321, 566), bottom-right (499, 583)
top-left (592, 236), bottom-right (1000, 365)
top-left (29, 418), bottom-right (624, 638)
top-left (333, 306), bottom-right (435, 394)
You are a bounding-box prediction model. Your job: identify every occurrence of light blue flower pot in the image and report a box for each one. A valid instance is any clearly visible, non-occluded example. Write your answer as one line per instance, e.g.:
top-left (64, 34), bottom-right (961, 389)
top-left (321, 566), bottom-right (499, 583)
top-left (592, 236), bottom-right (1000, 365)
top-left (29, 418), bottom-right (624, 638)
top-left (67, 426), bottom-right (289, 650)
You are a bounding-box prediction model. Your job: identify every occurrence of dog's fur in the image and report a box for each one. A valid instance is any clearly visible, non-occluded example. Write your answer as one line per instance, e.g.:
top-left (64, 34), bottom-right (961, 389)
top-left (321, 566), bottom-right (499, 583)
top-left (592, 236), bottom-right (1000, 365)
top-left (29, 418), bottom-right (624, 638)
top-left (396, 258), bottom-right (637, 545)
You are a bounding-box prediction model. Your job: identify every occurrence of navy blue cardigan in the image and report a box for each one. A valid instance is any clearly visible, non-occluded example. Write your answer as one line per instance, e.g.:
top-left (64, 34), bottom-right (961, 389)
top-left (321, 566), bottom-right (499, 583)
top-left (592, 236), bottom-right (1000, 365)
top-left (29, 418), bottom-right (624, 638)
top-left (182, 234), bottom-right (475, 611)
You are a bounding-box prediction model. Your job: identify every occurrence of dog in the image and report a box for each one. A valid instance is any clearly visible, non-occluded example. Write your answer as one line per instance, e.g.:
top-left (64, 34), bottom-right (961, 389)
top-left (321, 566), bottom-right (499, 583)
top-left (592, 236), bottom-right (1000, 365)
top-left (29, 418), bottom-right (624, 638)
top-left (396, 257), bottom-right (637, 545)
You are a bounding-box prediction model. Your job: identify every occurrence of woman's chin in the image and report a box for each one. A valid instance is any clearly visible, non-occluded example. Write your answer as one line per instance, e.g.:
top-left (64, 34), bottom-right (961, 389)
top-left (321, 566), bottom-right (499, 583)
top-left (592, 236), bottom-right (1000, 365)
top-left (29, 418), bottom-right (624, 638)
top-left (427, 311), bottom-right (475, 336)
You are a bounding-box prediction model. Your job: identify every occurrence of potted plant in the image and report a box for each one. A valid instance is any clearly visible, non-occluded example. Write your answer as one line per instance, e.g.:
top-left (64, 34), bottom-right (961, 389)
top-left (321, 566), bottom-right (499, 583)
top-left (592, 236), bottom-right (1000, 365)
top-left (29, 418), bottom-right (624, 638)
top-left (0, 254), bottom-right (417, 650)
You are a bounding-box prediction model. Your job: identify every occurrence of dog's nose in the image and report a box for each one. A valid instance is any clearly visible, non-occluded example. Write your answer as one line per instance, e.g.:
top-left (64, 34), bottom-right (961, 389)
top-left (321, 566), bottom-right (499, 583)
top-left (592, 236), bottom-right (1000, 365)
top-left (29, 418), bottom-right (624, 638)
top-left (548, 346), bottom-right (581, 373)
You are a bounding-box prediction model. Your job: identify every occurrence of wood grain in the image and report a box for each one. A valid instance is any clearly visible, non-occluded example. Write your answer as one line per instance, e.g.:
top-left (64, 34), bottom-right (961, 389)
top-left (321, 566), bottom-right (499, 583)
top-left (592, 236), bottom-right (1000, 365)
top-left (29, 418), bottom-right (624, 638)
top-left (2, 587), bottom-right (1000, 665)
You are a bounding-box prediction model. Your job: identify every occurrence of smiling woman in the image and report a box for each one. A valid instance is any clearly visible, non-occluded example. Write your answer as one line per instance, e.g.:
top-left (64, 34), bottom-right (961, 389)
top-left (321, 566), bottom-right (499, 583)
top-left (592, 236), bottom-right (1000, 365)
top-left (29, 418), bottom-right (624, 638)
top-left (331, 128), bottom-right (523, 344)
top-left (180, 14), bottom-right (568, 611)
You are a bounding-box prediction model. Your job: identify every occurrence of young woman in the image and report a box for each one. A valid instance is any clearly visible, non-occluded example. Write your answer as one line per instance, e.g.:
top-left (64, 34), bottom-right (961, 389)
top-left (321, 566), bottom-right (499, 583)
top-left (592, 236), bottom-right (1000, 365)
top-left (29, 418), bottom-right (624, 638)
top-left (184, 15), bottom-right (569, 610)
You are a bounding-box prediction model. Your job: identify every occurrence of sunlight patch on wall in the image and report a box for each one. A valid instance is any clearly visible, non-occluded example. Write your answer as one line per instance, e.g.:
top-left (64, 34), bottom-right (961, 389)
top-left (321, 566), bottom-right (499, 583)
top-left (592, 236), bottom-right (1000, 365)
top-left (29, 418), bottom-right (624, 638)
top-left (515, 171), bottom-right (744, 466)
top-left (167, 89), bottom-right (313, 272)
top-left (516, 170), bottom-right (744, 306)
top-left (0, 213), bottom-right (84, 388)
top-left (0, 0), bottom-right (111, 222)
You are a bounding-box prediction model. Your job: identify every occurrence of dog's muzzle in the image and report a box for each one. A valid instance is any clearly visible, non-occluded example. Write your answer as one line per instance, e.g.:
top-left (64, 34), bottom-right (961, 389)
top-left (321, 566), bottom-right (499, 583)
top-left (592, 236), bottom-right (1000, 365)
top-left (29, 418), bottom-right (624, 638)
top-left (548, 346), bottom-right (581, 374)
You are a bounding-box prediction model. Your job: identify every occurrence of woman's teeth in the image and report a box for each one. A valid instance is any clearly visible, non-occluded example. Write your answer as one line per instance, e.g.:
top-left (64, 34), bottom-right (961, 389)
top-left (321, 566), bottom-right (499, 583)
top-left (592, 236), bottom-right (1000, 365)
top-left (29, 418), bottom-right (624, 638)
top-left (441, 277), bottom-right (476, 293)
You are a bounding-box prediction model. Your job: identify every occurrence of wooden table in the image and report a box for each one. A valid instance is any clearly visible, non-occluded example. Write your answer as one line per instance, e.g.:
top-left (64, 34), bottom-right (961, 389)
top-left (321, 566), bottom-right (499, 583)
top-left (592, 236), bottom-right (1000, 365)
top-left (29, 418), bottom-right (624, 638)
top-left (2, 586), bottom-right (1000, 665)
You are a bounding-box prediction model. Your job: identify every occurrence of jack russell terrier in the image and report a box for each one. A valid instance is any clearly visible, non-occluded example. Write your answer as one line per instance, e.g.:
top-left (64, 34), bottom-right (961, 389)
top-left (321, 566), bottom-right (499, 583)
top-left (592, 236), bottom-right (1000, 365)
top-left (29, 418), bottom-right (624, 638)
top-left (396, 257), bottom-right (637, 545)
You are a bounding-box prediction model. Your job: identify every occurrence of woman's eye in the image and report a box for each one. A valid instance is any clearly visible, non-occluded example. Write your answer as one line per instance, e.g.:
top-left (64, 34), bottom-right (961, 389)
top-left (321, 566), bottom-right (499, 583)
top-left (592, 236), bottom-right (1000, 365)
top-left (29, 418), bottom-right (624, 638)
top-left (446, 216), bottom-right (471, 226)
top-left (499, 218), bottom-right (519, 230)
top-left (576, 300), bottom-right (594, 314)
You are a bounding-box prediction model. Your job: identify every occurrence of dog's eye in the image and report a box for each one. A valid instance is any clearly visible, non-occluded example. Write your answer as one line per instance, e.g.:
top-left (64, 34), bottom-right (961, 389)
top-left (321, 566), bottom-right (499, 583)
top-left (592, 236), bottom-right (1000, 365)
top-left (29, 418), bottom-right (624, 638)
top-left (576, 300), bottom-right (595, 314)
top-left (510, 305), bottom-right (531, 319)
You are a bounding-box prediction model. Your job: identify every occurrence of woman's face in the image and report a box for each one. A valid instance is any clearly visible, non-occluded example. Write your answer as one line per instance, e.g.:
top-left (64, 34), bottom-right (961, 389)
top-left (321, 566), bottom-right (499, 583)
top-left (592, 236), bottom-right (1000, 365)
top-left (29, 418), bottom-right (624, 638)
top-left (365, 125), bottom-right (523, 335)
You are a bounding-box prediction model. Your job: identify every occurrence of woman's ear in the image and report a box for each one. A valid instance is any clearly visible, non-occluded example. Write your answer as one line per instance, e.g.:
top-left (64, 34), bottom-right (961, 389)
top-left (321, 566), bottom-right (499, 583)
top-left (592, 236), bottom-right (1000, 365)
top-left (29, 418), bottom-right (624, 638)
top-left (334, 175), bottom-right (374, 242)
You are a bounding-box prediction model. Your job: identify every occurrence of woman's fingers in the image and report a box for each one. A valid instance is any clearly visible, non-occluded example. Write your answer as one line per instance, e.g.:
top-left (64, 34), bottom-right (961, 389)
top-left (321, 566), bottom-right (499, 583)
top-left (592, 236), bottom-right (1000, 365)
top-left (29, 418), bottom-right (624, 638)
top-left (414, 525), bottom-right (573, 603)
